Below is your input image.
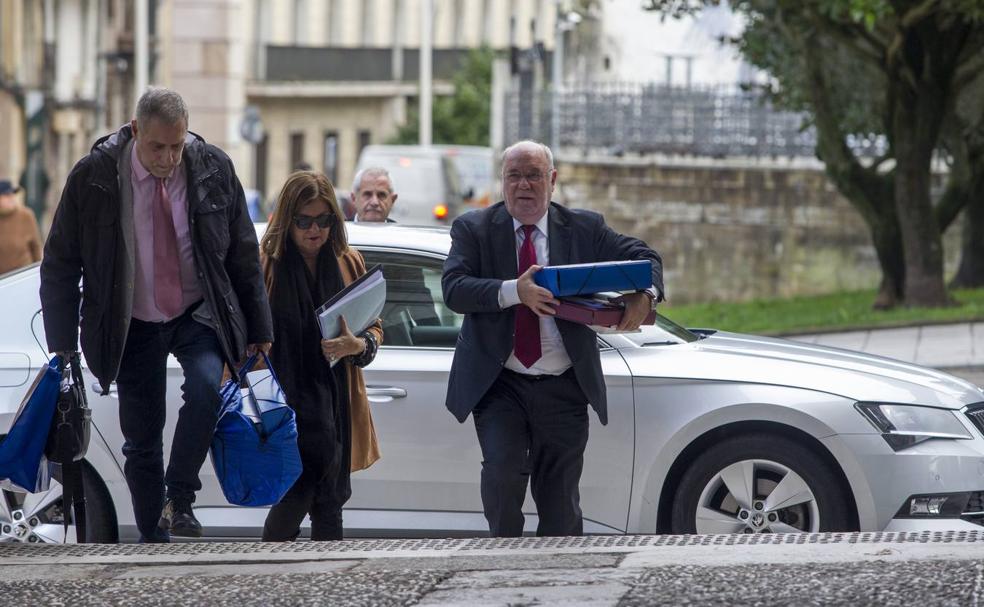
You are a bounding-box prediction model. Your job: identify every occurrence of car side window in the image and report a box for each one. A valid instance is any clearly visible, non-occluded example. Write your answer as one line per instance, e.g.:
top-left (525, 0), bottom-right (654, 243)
top-left (360, 250), bottom-right (462, 348)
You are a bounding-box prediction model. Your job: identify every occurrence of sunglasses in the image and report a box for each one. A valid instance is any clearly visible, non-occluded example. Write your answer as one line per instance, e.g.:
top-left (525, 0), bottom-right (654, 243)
top-left (292, 213), bottom-right (336, 230)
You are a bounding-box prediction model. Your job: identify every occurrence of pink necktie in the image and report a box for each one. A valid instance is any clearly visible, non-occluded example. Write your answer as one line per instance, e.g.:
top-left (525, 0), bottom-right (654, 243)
top-left (153, 178), bottom-right (183, 317)
top-left (514, 225), bottom-right (541, 368)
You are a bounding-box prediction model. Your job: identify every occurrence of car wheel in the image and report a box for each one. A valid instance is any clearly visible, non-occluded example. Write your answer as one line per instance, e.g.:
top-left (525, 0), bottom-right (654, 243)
top-left (671, 433), bottom-right (852, 534)
top-left (0, 464), bottom-right (117, 543)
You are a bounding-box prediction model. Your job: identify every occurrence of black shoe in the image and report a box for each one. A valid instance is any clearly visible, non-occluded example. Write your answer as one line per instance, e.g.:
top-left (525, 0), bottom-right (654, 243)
top-left (158, 498), bottom-right (202, 538)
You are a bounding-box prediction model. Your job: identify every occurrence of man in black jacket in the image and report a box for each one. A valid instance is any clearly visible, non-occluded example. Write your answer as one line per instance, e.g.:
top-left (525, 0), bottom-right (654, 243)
top-left (40, 88), bottom-right (273, 542)
top-left (442, 140), bottom-right (663, 537)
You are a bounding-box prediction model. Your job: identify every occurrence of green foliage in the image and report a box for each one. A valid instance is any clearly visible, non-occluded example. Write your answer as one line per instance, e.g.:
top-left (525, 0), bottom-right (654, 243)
top-left (665, 287), bottom-right (984, 335)
top-left (391, 47), bottom-right (494, 146)
top-left (733, 1), bottom-right (886, 138)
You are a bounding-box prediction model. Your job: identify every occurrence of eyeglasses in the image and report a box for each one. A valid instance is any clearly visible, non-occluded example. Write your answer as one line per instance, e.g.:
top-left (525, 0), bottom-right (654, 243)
top-left (292, 213), bottom-right (336, 230)
top-left (505, 171), bottom-right (546, 184)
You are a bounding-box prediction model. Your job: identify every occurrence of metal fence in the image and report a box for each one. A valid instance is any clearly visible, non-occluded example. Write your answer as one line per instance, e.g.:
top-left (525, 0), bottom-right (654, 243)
top-left (504, 83), bottom-right (870, 159)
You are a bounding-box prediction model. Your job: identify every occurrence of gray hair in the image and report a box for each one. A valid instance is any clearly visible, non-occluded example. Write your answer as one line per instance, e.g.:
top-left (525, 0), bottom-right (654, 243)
top-left (135, 87), bottom-right (189, 129)
top-left (352, 167), bottom-right (395, 193)
top-left (501, 140), bottom-right (554, 170)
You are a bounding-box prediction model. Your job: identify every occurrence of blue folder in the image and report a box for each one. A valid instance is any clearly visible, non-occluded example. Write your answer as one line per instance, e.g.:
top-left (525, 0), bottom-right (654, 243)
top-left (534, 260), bottom-right (652, 296)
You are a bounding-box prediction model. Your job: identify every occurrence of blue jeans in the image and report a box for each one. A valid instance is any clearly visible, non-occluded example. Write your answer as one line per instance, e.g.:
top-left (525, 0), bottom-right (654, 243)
top-left (116, 309), bottom-right (225, 542)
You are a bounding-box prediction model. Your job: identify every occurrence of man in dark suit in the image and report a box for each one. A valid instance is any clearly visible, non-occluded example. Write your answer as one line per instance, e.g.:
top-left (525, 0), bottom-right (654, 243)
top-left (442, 140), bottom-right (663, 537)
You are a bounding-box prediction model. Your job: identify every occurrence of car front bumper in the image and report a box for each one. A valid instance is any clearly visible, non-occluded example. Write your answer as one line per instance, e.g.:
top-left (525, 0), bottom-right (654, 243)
top-left (828, 434), bottom-right (984, 532)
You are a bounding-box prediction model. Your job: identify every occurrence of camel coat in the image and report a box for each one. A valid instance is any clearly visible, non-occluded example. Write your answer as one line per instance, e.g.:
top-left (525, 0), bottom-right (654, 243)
top-left (260, 247), bottom-right (382, 472)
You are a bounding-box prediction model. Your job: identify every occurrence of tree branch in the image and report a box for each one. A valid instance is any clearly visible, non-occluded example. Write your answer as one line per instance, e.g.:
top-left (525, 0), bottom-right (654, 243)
top-left (899, 0), bottom-right (941, 28)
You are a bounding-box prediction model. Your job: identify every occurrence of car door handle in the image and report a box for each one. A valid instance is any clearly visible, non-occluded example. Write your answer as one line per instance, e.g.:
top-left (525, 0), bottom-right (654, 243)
top-left (92, 382), bottom-right (119, 398)
top-left (366, 385), bottom-right (407, 402)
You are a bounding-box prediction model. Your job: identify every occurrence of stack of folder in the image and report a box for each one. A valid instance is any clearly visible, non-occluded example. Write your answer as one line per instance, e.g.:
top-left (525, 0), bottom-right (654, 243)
top-left (316, 265), bottom-right (387, 365)
top-left (532, 260), bottom-right (655, 330)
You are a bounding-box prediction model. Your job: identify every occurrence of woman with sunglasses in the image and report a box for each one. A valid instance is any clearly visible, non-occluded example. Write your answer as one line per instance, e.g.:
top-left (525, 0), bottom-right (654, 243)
top-left (258, 170), bottom-right (382, 541)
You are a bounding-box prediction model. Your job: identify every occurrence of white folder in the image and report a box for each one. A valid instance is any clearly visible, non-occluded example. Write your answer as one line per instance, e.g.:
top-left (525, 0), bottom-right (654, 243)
top-left (316, 265), bottom-right (387, 365)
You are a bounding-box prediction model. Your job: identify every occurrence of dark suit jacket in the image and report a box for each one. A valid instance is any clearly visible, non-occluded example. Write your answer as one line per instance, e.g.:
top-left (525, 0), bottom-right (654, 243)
top-left (442, 201), bottom-right (663, 425)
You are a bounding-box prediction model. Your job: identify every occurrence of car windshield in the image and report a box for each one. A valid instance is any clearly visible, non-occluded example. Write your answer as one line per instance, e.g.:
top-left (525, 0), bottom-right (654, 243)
top-left (618, 313), bottom-right (702, 346)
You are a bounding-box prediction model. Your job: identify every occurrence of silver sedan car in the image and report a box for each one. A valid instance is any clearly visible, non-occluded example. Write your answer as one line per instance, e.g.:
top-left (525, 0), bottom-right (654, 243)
top-left (2, 223), bottom-right (984, 543)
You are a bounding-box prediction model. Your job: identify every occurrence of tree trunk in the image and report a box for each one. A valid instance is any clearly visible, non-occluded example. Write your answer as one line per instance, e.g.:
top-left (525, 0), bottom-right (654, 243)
top-left (889, 42), bottom-right (950, 307)
top-left (950, 157), bottom-right (984, 288)
top-left (892, 128), bottom-right (949, 305)
top-left (800, 35), bottom-right (906, 308)
top-left (868, 207), bottom-right (906, 308)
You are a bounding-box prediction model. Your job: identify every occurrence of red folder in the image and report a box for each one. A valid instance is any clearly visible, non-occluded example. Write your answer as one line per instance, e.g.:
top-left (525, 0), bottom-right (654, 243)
top-left (553, 296), bottom-right (656, 327)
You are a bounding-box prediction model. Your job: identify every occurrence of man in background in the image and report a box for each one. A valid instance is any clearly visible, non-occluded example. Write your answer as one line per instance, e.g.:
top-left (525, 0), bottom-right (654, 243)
top-left (0, 179), bottom-right (42, 274)
top-left (351, 167), bottom-right (398, 223)
top-left (351, 167), bottom-right (440, 340)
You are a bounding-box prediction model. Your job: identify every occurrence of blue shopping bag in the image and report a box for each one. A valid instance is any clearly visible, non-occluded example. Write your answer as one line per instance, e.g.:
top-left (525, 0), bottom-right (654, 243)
top-left (209, 352), bottom-right (302, 507)
top-left (0, 356), bottom-right (62, 494)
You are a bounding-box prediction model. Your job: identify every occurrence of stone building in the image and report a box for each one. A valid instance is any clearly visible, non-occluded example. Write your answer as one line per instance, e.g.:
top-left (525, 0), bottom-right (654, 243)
top-left (2, 0), bottom-right (565, 226)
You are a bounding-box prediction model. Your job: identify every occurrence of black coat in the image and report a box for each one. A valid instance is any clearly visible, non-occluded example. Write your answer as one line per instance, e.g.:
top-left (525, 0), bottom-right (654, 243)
top-left (441, 201), bottom-right (663, 425)
top-left (40, 124), bottom-right (273, 393)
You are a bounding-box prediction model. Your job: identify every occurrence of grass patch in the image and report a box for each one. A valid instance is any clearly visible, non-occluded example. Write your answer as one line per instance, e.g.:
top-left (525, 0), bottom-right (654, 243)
top-left (663, 288), bottom-right (984, 336)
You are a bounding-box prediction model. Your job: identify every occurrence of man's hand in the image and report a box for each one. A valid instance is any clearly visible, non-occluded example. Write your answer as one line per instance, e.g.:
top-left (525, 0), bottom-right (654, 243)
top-left (247, 342), bottom-right (272, 356)
top-left (617, 292), bottom-right (653, 332)
top-left (516, 265), bottom-right (559, 317)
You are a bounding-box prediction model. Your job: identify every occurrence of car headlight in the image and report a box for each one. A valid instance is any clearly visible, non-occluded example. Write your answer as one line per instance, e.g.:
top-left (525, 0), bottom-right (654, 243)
top-left (855, 402), bottom-right (972, 451)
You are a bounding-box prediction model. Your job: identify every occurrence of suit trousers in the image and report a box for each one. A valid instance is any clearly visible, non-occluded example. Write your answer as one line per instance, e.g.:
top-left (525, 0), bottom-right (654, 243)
top-left (115, 309), bottom-right (225, 543)
top-left (472, 367), bottom-right (590, 537)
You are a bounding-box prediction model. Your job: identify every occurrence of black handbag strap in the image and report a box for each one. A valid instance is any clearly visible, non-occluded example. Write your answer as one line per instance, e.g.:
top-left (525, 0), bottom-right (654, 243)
top-left (55, 353), bottom-right (88, 544)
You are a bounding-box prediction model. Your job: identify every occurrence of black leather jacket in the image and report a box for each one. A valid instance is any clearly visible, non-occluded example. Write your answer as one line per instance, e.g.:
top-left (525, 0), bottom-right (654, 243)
top-left (40, 124), bottom-right (273, 392)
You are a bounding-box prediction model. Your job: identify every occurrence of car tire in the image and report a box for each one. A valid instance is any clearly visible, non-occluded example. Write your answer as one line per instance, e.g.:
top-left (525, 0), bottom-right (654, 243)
top-left (1, 462), bottom-right (118, 543)
top-left (670, 433), bottom-right (852, 534)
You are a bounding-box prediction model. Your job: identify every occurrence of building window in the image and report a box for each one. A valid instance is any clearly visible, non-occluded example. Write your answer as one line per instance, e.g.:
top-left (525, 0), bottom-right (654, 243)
top-left (290, 132), bottom-right (306, 171)
top-left (323, 131), bottom-right (339, 185)
top-left (357, 129), bottom-right (371, 158)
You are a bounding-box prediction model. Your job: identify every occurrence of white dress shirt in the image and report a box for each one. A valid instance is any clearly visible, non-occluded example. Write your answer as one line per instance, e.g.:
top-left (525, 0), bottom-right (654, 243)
top-left (497, 214), bottom-right (573, 375)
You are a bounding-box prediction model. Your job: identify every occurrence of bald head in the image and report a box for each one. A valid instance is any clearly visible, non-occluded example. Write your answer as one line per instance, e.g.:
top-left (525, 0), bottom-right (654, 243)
top-left (501, 140), bottom-right (554, 170)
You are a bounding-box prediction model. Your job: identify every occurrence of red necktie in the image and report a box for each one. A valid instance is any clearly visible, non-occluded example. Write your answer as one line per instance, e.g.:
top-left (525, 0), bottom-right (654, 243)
top-left (153, 177), bottom-right (183, 317)
top-left (514, 225), bottom-right (541, 368)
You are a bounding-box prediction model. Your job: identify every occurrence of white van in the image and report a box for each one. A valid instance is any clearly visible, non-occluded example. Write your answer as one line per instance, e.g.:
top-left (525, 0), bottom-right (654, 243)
top-left (354, 145), bottom-right (465, 226)
top-left (432, 145), bottom-right (496, 211)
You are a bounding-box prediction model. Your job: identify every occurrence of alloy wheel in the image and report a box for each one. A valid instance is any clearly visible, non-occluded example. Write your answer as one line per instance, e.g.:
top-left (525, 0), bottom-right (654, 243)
top-left (0, 481), bottom-right (74, 543)
top-left (694, 458), bottom-right (820, 534)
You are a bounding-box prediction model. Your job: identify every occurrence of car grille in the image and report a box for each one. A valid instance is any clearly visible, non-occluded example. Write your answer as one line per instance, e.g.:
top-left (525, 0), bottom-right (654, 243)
top-left (964, 404), bottom-right (984, 436)
top-left (966, 492), bottom-right (984, 515)
top-left (963, 492), bottom-right (984, 527)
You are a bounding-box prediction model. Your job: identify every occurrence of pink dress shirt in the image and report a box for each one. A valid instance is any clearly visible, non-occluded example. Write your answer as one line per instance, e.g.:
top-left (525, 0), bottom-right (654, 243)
top-left (130, 143), bottom-right (203, 321)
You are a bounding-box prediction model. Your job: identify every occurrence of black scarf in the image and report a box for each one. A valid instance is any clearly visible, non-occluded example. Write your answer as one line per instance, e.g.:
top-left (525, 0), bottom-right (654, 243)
top-left (268, 238), bottom-right (349, 479)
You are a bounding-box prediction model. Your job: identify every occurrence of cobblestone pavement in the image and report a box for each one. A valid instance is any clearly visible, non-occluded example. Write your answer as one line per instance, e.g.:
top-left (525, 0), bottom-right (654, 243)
top-left (3, 532), bottom-right (984, 606)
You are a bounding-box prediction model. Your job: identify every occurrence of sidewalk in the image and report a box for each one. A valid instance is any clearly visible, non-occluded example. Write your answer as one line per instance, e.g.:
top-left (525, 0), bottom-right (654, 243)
top-left (790, 321), bottom-right (984, 386)
top-left (2, 532), bottom-right (983, 605)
